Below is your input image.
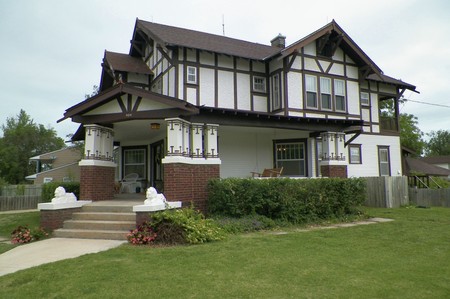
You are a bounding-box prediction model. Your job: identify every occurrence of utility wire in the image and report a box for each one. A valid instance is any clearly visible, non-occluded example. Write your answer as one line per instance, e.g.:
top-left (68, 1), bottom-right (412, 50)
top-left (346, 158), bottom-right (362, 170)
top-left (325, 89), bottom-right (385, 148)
top-left (403, 98), bottom-right (450, 108)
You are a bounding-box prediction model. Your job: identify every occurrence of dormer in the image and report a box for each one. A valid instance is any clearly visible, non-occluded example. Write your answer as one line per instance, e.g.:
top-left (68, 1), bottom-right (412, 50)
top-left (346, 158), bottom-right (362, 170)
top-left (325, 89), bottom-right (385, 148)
top-left (99, 51), bottom-right (153, 92)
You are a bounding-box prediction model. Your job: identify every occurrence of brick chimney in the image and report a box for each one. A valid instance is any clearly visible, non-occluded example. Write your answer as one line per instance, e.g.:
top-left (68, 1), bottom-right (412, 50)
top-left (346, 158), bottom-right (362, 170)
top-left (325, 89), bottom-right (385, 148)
top-left (271, 33), bottom-right (286, 48)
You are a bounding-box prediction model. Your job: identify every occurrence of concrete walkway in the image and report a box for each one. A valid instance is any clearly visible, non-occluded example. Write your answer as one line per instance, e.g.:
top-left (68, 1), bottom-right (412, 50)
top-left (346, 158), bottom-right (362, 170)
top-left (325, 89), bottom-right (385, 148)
top-left (0, 238), bottom-right (126, 277)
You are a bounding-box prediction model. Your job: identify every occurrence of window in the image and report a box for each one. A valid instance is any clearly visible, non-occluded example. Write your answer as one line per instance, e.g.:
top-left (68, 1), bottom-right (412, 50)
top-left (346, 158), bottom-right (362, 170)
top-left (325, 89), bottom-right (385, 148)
top-left (187, 66), bottom-right (197, 84)
top-left (272, 74), bottom-right (281, 110)
top-left (349, 144), bottom-right (362, 164)
top-left (320, 77), bottom-right (332, 110)
top-left (275, 141), bottom-right (306, 176)
top-left (378, 146), bottom-right (391, 176)
top-left (123, 147), bottom-right (146, 179)
top-left (253, 76), bottom-right (266, 92)
top-left (334, 79), bottom-right (346, 111)
top-left (306, 75), bottom-right (317, 108)
top-left (360, 92), bottom-right (370, 106)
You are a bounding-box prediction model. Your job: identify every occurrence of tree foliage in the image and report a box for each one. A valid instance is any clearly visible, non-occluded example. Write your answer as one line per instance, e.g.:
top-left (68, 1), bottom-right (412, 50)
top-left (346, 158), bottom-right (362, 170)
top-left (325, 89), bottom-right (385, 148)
top-left (425, 130), bottom-right (450, 156)
top-left (399, 113), bottom-right (426, 156)
top-left (0, 110), bottom-right (65, 184)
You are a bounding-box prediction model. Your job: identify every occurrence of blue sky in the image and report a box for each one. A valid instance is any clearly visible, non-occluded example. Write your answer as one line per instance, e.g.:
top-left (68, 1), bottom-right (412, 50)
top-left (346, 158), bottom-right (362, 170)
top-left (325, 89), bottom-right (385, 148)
top-left (0, 0), bottom-right (449, 140)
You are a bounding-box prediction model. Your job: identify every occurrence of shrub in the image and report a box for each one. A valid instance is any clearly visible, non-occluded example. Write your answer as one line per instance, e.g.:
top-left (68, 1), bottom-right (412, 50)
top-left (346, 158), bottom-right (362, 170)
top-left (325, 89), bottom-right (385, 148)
top-left (127, 222), bottom-right (157, 245)
top-left (41, 182), bottom-right (80, 202)
top-left (11, 225), bottom-right (49, 244)
top-left (150, 207), bottom-right (225, 245)
top-left (207, 177), bottom-right (366, 224)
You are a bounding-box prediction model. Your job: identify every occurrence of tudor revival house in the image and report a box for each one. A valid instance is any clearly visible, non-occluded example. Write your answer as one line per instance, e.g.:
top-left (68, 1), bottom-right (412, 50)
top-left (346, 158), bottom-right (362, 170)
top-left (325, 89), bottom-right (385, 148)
top-left (59, 19), bottom-right (416, 207)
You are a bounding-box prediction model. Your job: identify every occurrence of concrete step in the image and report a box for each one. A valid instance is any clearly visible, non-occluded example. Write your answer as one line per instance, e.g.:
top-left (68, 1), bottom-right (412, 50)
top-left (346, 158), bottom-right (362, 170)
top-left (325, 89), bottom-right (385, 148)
top-left (53, 228), bottom-right (129, 240)
top-left (72, 212), bottom-right (136, 222)
top-left (81, 205), bottom-right (134, 213)
top-left (63, 220), bottom-right (135, 231)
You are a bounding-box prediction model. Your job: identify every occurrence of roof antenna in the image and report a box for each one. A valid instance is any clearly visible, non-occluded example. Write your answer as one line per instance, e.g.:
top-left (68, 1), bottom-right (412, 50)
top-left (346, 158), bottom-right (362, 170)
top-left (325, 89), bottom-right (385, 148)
top-left (222, 14), bottom-right (225, 36)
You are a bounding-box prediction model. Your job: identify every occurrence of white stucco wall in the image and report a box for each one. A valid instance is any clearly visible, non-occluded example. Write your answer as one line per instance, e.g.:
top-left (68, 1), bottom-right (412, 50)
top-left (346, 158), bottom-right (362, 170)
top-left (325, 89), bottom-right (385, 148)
top-left (219, 127), bottom-right (311, 178)
top-left (217, 70), bottom-right (234, 109)
top-left (199, 68), bottom-right (215, 107)
top-left (287, 72), bottom-right (302, 109)
top-left (236, 73), bottom-right (251, 110)
top-left (347, 134), bottom-right (402, 177)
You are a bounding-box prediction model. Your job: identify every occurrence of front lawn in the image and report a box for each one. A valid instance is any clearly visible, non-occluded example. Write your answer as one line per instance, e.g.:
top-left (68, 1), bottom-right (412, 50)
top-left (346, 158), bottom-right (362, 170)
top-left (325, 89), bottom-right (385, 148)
top-left (0, 211), bottom-right (40, 254)
top-left (0, 207), bottom-right (449, 298)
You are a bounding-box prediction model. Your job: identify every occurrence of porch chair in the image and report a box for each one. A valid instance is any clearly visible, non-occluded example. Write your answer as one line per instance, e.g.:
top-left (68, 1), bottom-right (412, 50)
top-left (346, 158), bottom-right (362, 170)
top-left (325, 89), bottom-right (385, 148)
top-left (251, 167), bottom-right (283, 178)
top-left (120, 173), bottom-right (141, 193)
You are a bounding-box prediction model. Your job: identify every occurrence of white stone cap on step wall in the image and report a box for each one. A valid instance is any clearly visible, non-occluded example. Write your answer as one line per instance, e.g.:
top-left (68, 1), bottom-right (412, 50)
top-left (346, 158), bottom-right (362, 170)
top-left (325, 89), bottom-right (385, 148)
top-left (133, 201), bottom-right (182, 212)
top-left (38, 201), bottom-right (92, 210)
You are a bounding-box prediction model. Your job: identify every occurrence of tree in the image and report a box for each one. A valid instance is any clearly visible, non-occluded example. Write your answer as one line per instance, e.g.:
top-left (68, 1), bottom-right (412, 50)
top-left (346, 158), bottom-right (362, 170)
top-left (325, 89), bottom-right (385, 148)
top-left (425, 130), bottom-right (450, 156)
top-left (0, 110), bottom-right (65, 184)
top-left (399, 113), bottom-right (426, 156)
top-left (379, 97), bottom-right (425, 156)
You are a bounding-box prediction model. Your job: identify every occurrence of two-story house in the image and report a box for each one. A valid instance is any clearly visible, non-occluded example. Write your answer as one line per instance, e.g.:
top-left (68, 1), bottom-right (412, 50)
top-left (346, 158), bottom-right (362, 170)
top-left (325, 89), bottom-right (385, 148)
top-left (59, 19), bottom-right (416, 208)
top-left (26, 147), bottom-right (82, 184)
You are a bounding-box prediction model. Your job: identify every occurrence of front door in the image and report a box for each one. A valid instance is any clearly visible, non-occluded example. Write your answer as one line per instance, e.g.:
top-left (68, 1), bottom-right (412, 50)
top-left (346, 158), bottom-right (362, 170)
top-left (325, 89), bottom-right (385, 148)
top-left (150, 140), bottom-right (164, 192)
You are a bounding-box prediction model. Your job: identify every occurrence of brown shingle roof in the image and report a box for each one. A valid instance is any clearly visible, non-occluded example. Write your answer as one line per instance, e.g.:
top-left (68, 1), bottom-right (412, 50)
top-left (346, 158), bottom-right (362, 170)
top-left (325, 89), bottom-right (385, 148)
top-left (420, 156), bottom-right (450, 164)
top-left (104, 51), bottom-right (153, 75)
top-left (136, 20), bottom-right (281, 60)
top-left (367, 73), bottom-right (416, 92)
top-left (405, 157), bottom-right (450, 176)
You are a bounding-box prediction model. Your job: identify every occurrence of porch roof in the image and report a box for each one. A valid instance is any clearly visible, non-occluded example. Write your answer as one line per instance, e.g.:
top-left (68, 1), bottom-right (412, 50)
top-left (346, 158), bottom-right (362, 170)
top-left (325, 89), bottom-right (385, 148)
top-left (58, 83), bottom-right (199, 124)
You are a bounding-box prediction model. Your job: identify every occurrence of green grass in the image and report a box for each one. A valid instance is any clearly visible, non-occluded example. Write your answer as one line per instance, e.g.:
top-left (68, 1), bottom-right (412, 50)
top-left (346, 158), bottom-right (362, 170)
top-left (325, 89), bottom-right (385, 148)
top-left (0, 211), bottom-right (41, 254)
top-left (0, 207), bottom-right (449, 298)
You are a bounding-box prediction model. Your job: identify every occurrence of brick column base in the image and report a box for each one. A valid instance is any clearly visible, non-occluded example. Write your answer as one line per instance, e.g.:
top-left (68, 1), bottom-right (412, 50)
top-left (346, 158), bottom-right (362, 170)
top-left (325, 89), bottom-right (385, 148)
top-left (163, 163), bottom-right (220, 213)
top-left (80, 165), bottom-right (115, 201)
top-left (320, 165), bottom-right (348, 178)
top-left (40, 208), bottom-right (82, 231)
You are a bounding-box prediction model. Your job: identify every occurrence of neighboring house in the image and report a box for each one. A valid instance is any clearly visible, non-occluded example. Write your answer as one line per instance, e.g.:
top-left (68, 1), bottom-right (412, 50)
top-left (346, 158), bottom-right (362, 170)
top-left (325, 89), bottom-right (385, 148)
top-left (58, 19), bottom-right (417, 207)
top-left (26, 147), bottom-right (82, 184)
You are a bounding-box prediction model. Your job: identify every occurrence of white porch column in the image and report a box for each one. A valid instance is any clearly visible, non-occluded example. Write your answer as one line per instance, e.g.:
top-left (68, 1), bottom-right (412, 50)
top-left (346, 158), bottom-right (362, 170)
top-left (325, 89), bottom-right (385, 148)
top-left (82, 124), bottom-right (115, 164)
top-left (320, 132), bottom-right (346, 162)
top-left (166, 118), bottom-right (190, 157)
top-left (319, 131), bottom-right (348, 178)
top-left (191, 123), bottom-right (204, 158)
top-left (204, 124), bottom-right (219, 158)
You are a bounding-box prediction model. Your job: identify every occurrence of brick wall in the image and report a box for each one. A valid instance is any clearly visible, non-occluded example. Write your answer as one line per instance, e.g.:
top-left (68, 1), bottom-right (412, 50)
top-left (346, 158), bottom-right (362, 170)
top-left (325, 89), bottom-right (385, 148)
top-left (80, 165), bottom-right (115, 201)
top-left (320, 165), bottom-right (348, 178)
top-left (40, 207), bottom-right (82, 231)
top-left (163, 163), bottom-right (220, 213)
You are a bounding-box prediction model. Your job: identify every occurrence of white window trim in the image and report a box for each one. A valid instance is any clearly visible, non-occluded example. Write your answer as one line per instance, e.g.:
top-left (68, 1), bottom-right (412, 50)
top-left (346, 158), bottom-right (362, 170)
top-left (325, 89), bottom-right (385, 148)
top-left (272, 74), bottom-right (281, 110)
top-left (334, 79), bottom-right (346, 112)
top-left (320, 77), bottom-right (332, 110)
top-left (187, 66), bottom-right (197, 84)
top-left (253, 76), bottom-right (266, 93)
top-left (349, 144), bottom-right (362, 164)
top-left (360, 91), bottom-right (370, 106)
top-left (305, 75), bottom-right (318, 109)
top-left (275, 141), bottom-right (306, 177)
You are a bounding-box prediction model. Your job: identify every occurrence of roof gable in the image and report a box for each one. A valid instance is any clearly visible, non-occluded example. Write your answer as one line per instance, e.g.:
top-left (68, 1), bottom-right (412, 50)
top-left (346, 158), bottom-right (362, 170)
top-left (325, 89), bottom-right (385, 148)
top-left (58, 84), bottom-right (198, 124)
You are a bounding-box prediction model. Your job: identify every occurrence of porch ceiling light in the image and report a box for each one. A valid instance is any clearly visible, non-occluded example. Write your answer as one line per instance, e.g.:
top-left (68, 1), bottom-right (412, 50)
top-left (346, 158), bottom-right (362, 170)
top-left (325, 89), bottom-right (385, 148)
top-left (150, 123), bottom-right (161, 130)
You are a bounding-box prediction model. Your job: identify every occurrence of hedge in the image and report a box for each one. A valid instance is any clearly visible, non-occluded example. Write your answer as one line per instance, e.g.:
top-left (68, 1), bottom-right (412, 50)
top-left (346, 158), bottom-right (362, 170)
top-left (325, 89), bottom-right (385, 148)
top-left (207, 177), bottom-right (366, 224)
top-left (41, 182), bottom-right (80, 202)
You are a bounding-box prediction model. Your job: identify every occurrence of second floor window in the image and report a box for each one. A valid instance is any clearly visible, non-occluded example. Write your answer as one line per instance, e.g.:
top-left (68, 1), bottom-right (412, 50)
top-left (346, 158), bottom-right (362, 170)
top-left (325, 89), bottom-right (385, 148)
top-left (187, 66), bottom-right (197, 84)
top-left (334, 79), bottom-right (346, 111)
top-left (272, 74), bottom-right (281, 110)
top-left (320, 77), bottom-right (332, 110)
top-left (306, 75), bottom-right (317, 108)
top-left (253, 76), bottom-right (266, 92)
top-left (360, 92), bottom-right (370, 106)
